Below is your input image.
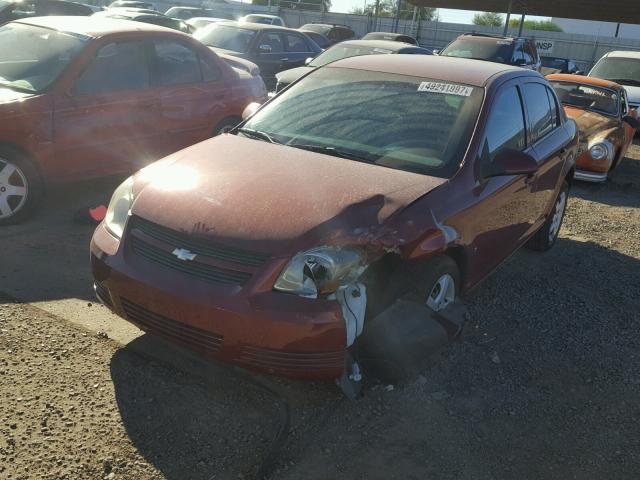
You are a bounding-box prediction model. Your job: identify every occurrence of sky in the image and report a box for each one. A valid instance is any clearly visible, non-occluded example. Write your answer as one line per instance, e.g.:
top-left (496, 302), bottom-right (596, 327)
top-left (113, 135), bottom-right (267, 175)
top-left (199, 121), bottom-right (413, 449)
top-left (330, 0), bottom-right (548, 23)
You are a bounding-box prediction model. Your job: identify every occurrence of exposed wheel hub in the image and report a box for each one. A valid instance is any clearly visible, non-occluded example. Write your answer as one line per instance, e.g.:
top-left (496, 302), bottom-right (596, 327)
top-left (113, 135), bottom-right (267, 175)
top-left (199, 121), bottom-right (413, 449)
top-left (0, 159), bottom-right (28, 220)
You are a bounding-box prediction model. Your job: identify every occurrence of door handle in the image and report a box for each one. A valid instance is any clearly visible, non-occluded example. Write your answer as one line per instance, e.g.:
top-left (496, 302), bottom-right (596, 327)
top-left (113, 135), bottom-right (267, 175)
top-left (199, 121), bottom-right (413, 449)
top-left (280, 57), bottom-right (289, 62)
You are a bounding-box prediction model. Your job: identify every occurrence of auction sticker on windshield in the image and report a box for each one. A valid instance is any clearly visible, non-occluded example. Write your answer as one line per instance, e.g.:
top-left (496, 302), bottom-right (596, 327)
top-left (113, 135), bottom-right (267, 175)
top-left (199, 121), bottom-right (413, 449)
top-left (418, 82), bottom-right (474, 96)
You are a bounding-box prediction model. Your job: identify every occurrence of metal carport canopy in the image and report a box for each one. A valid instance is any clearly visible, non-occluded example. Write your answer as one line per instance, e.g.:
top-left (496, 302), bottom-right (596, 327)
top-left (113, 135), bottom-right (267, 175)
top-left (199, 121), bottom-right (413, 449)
top-left (406, 0), bottom-right (640, 25)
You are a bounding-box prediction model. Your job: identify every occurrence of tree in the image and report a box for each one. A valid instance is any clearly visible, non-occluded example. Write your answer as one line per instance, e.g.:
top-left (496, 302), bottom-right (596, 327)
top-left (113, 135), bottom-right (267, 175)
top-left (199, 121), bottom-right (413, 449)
top-left (261, 0), bottom-right (332, 12)
top-left (508, 19), bottom-right (563, 32)
top-left (350, 0), bottom-right (435, 20)
top-left (472, 11), bottom-right (504, 27)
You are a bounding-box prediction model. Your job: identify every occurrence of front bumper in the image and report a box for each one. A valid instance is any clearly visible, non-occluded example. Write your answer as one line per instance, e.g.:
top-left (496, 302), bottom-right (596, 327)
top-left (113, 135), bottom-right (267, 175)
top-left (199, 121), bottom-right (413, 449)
top-left (574, 169), bottom-right (608, 183)
top-left (91, 224), bottom-right (348, 379)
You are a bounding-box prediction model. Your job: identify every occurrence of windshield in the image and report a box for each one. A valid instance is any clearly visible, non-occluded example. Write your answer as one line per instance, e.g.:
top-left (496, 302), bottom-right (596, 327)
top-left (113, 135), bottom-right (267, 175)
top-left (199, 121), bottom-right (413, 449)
top-left (310, 44), bottom-right (393, 67)
top-left (0, 23), bottom-right (87, 93)
top-left (550, 81), bottom-right (619, 116)
top-left (194, 24), bottom-right (256, 53)
top-left (541, 57), bottom-right (567, 69)
top-left (441, 38), bottom-right (513, 63)
top-left (243, 68), bottom-right (483, 178)
top-left (590, 57), bottom-right (640, 85)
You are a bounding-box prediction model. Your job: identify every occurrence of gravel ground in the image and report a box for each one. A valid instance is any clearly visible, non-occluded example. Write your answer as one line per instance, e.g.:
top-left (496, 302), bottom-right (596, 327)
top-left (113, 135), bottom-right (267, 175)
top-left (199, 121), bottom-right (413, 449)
top-left (1, 148), bottom-right (639, 480)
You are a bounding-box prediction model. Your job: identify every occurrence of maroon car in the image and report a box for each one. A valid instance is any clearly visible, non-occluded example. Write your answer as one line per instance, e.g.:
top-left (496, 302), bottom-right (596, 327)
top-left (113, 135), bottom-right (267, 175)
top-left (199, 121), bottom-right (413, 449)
top-left (91, 55), bottom-right (577, 386)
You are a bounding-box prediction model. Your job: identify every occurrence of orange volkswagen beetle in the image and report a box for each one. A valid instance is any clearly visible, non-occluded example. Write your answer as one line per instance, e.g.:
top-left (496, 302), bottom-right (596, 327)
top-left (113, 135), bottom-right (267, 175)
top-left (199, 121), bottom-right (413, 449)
top-left (547, 74), bottom-right (639, 182)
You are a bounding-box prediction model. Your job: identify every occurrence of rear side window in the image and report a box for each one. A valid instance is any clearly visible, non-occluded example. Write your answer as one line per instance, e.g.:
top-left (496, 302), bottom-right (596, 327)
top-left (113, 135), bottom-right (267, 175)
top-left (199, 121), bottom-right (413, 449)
top-left (75, 41), bottom-right (149, 95)
top-left (152, 40), bottom-right (201, 86)
top-left (523, 82), bottom-right (556, 142)
top-left (523, 43), bottom-right (534, 64)
top-left (546, 87), bottom-right (560, 127)
top-left (484, 86), bottom-right (527, 161)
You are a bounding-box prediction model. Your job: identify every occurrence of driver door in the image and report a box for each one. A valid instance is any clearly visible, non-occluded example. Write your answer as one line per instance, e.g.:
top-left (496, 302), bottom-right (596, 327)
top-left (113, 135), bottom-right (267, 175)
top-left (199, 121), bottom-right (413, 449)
top-left (621, 89), bottom-right (637, 155)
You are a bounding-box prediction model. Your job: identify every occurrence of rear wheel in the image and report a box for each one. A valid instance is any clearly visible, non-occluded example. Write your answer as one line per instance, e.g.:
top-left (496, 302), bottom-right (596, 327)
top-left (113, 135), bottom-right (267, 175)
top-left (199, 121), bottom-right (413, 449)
top-left (0, 149), bottom-right (42, 226)
top-left (212, 117), bottom-right (241, 136)
top-left (526, 181), bottom-right (568, 251)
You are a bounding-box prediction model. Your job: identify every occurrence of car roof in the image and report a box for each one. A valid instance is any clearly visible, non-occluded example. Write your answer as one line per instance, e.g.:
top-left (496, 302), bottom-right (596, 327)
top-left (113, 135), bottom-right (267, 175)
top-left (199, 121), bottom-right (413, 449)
top-left (167, 6), bottom-right (202, 10)
top-left (218, 20), bottom-right (294, 32)
top-left (303, 23), bottom-right (351, 29)
top-left (546, 73), bottom-right (622, 90)
top-left (457, 33), bottom-right (525, 43)
top-left (16, 15), bottom-right (177, 36)
top-left (244, 14), bottom-right (280, 19)
top-left (605, 50), bottom-right (640, 59)
top-left (328, 54), bottom-right (527, 87)
top-left (338, 39), bottom-right (420, 51)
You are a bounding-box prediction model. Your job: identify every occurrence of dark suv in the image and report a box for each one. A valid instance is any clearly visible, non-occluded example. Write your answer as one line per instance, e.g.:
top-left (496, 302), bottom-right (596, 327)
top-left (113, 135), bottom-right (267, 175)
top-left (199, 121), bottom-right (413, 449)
top-left (439, 33), bottom-right (540, 71)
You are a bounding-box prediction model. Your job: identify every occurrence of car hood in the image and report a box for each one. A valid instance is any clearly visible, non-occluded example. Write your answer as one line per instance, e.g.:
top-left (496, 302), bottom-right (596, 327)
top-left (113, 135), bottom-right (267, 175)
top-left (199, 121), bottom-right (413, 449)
top-left (131, 135), bottom-right (445, 256)
top-left (563, 106), bottom-right (618, 140)
top-left (0, 88), bottom-right (35, 105)
top-left (275, 66), bottom-right (314, 85)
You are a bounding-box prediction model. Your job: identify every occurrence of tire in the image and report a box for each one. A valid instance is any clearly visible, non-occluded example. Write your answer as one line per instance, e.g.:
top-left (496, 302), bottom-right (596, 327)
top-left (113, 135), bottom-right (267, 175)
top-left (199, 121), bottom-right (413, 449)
top-left (212, 117), bottom-right (241, 136)
top-left (0, 148), bottom-right (43, 226)
top-left (359, 255), bottom-right (460, 383)
top-left (525, 181), bottom-right (569, 251)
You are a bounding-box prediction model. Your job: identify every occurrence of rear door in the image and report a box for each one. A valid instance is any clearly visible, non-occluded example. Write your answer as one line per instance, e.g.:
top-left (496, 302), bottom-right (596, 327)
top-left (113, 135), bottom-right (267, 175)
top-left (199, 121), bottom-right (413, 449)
top-left (282, 32), bottom-right (314, 69)
top-left (53, 39), bottom-right (159, 178)
top-left (520, 81), bottom-right (571, 225)
top-left (147, 37), bottom-right (231, 165)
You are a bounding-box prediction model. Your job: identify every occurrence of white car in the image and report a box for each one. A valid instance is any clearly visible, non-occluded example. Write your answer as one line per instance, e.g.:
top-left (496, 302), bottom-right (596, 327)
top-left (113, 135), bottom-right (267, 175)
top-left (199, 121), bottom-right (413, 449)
top-left (590, 51), bottom-right (640, 109)
top-left (239, 14), bottom-right (285, 27)
top-left (186, 16), bottom-right (229, 31)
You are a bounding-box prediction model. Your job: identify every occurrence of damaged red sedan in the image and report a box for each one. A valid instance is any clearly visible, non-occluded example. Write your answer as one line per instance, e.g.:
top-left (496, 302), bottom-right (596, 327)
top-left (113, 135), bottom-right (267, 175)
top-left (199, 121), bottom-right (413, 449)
top-left (91, 56), bottom-right (577, 387)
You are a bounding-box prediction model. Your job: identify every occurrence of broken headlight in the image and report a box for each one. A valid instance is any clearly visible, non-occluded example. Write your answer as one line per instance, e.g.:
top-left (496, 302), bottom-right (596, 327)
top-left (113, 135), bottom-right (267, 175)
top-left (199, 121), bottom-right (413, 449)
top-left (274, 247), bottom-right (366, 298)
top-left (104, 176), bottom-right (134, 239)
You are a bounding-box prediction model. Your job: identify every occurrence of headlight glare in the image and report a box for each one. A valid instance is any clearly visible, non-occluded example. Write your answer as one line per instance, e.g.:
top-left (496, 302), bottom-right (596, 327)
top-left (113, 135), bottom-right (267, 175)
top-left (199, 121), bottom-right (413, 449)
top-left (274, 247), bottom-right (366, 298)
top-left (589, 143), bottom-right (608, 161)
top-left (104, 176), bottom-right (134, 239)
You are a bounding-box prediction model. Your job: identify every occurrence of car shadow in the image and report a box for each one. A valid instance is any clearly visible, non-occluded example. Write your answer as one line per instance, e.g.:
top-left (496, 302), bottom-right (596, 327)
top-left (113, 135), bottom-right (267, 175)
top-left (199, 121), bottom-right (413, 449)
top-left (110, 334), bottom-right (340, 480)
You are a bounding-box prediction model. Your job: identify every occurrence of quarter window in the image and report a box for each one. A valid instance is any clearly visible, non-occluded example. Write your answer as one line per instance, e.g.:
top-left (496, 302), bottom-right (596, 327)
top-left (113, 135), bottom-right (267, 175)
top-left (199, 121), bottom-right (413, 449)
top-left (152, 40), bottom-right (201, 86)
top-left (523, 83), bottom-right (555, 143)
top-left (546, 87), bottom-right (560, 127)
top-left (75, 41), bottom-right (149, 95)
top-left (484, 86), bottom-right (527, 161)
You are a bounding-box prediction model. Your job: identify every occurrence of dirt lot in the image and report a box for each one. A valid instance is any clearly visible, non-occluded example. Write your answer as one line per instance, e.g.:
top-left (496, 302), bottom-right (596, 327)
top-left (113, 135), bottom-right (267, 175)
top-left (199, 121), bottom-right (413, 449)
top-left (1, 147), bottom-right (639, 480)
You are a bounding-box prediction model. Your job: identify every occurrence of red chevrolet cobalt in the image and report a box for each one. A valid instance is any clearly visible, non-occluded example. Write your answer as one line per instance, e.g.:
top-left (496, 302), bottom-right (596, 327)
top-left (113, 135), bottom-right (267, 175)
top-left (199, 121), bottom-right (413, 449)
top-left (91, 56), bottom-right (577, 385)
top-left (0, 17), bottom-right (266, 224)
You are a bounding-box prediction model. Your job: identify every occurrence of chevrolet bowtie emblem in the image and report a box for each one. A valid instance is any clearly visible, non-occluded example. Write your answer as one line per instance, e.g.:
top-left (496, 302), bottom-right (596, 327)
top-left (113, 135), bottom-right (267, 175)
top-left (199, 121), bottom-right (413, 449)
top-left (172, 248), bottom-right (197, 261)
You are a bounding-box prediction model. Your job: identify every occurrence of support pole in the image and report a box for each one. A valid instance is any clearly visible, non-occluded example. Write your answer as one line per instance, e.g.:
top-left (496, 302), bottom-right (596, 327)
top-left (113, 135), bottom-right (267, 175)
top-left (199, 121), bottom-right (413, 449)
top-left (615, 23), bottom-right (621, 38)
top-left (394, 0), bottom-right (402, 33)
top-left (503, 0), bottom-right (513, 36)
top-left (518, 12), bottom-right (525, 36)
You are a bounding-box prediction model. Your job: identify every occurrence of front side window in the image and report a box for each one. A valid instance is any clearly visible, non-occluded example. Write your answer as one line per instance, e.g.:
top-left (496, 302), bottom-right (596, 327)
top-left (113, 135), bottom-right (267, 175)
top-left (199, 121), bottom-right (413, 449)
top-left (259, 33), bottom-right (284, 53)
top-left (194, 25), bottom-right (256, 54)
top-left (75, 41), bottom-right (149, 95)
top-left (441, 38), bottom-right (513, 64)
top-left (0, 22), bottom-right (87, 93)
top-left (152, 40), bottom-right (201, 86)
top-left (549, 81), bottom-right (619, 117)
top-left (483, 86), bottom-right (526, 162)
top-left (243, 67), bottom-right (484, 178)
top-left (523, 82), bottom-right (556, 142)
top-left (512, 43), bottom-right (525, 64)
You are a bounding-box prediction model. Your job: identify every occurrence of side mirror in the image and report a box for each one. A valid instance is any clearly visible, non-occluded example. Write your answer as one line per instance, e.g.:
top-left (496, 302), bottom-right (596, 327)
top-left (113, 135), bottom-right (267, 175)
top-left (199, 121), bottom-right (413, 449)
top-left (304, 57), bottom-right (313, 65)
top-left (432, 49), bottom-right (440, 55)
top-left (483, 148), bottom-right (538, 178)
top-left (242, 102), bottom-right (262, 121)
top-left (623, 115), bottom-right (640, 129)
top-left (574, 70), bottom-right (584, 75)
top-left (257, 44), bottom-right (272, 54)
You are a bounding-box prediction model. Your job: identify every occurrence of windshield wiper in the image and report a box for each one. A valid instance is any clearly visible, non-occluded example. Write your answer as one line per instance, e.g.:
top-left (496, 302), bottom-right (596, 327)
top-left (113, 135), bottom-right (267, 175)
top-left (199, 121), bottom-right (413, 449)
top-left (237, 127), bottom-right (281, 144)
top-left (289, 144), bottom-right (377, 163)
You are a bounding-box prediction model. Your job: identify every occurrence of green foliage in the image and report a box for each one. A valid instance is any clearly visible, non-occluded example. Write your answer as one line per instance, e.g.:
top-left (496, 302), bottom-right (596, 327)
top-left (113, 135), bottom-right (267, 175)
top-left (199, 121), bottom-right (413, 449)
top-left (350, 0), bottom-right (435, 20)
top-left (472, 11), bottom-right (504, 27)
top-left (262, 0), bottom-right (332, 12)
top-left (508, 19), bottom-right (563, 31)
